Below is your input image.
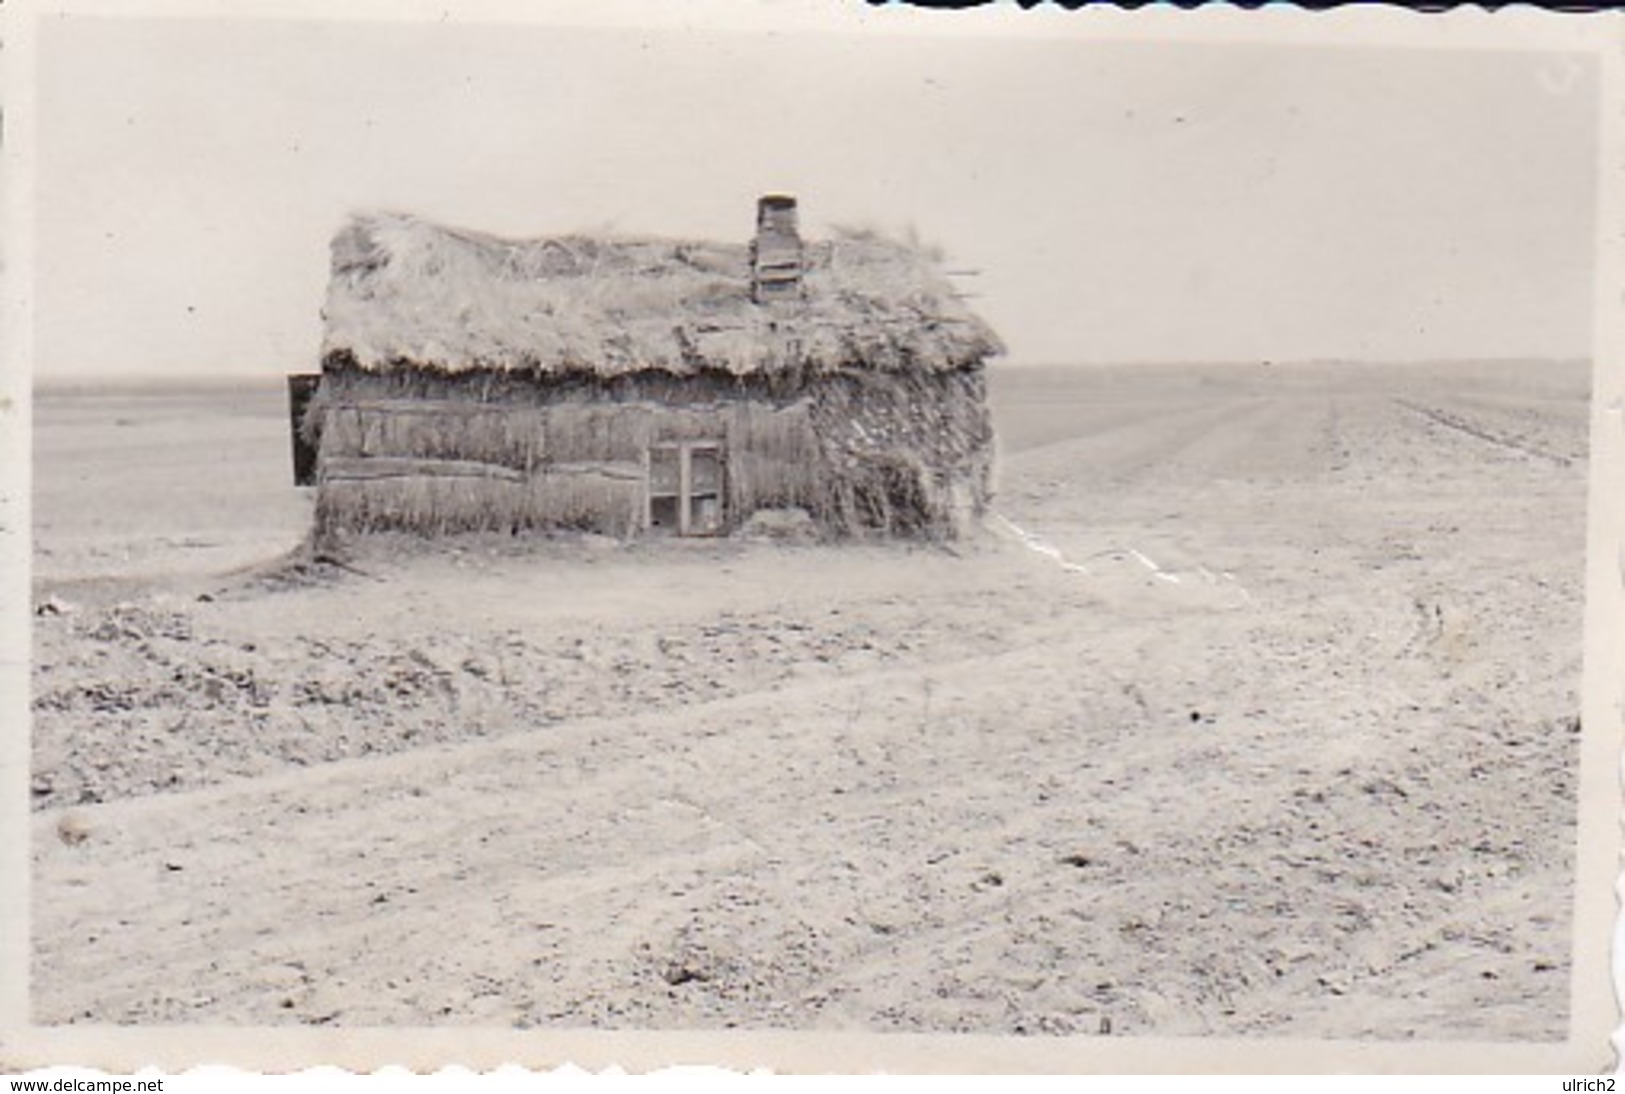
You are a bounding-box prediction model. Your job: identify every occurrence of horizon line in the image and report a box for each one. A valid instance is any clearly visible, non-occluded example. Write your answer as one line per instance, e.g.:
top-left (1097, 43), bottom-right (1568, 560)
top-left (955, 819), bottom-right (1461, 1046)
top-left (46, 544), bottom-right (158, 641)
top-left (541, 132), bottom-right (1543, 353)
top-left (28, 354), bottom-right (1594, 393)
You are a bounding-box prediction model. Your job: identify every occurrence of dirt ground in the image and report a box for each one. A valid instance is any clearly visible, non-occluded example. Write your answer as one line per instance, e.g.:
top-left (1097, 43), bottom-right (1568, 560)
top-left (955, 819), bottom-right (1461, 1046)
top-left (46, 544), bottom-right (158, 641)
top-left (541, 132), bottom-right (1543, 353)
top-left (29, 360), bottom-right (1588, 1040)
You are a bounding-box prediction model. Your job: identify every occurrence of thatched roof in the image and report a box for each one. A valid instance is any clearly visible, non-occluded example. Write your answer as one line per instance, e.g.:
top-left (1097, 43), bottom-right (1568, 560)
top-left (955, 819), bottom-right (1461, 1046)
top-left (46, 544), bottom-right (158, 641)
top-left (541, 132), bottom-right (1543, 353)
top-left (320, 211), bottom-right (1002, 378)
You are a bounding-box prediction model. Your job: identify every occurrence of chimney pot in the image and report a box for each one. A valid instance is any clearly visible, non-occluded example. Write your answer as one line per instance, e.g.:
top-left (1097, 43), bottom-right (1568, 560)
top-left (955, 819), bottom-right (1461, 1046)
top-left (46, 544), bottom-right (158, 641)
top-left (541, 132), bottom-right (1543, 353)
top-left (752, 193), bottom-right (803, 303)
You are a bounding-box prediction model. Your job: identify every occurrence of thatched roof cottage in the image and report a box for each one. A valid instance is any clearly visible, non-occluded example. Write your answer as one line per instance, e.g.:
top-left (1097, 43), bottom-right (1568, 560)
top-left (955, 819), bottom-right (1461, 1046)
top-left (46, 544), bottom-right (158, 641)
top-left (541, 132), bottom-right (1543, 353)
top-left (302, 195), bottom-right (1002, 541)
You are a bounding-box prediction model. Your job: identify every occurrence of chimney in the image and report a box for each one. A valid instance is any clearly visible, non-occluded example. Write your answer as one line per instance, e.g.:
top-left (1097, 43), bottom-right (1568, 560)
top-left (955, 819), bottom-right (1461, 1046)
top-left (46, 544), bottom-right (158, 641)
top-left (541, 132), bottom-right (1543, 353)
top-left (751, 194), bottom-right (803, 304)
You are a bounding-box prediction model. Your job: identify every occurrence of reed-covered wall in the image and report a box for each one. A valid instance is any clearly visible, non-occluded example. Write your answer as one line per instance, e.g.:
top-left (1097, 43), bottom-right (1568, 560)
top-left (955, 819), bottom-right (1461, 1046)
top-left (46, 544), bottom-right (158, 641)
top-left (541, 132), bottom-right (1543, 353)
top-left (309, 364), bottom-right (991, 541)
top-left (310, 368), bottom-right (837, 538)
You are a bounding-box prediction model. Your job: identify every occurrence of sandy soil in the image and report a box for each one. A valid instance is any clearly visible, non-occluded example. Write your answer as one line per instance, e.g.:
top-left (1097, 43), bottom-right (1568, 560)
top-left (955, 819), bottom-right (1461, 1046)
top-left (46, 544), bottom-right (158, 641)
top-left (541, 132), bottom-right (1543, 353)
top-left (30, 361), bottom-right (1588, 1039)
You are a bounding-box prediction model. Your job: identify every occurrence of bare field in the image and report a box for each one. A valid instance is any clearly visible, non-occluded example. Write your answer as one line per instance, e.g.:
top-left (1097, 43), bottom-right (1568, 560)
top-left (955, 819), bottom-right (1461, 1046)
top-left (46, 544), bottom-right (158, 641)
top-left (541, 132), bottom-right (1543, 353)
top-left (30, 361), bottom-right (1589, 1039)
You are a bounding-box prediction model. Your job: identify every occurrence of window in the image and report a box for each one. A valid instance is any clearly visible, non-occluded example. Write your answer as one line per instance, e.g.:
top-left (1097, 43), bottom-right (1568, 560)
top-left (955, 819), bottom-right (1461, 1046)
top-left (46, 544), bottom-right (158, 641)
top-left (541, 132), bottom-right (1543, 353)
top-left (648, 442), bottom-right (725, 536)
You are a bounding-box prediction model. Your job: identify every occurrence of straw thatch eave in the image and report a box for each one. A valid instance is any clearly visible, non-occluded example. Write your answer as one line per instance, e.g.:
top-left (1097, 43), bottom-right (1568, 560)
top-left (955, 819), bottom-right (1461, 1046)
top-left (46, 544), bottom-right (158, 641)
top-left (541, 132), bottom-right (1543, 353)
top-left (319, 211), bottom-right (1003, 381)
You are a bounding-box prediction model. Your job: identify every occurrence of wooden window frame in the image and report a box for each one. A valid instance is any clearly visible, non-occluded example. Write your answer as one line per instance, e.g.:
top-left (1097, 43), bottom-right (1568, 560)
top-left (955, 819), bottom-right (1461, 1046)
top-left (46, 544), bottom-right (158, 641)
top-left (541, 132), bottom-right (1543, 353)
top-left (647, 441), bottom-right (725, 537)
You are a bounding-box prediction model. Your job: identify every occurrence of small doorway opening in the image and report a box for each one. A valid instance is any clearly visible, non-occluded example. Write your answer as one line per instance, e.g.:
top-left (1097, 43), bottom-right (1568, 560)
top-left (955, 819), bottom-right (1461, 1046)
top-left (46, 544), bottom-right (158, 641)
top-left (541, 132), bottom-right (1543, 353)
top-left (648, 442), bottom-right (725, 536)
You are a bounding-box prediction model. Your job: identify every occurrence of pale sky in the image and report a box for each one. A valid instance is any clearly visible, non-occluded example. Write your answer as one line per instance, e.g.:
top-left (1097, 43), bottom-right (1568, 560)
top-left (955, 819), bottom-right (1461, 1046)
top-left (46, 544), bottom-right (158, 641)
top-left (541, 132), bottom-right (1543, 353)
top-left (26, 12), bottom-right (1601, 377)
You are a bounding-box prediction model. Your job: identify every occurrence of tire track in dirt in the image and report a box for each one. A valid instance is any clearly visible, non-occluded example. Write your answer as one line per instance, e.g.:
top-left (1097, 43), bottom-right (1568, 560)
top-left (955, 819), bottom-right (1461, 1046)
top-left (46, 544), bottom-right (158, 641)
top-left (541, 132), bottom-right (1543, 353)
top-left (1391, 398), bottom-right (1578, 467)
top-left (30, 585), bottom-right (1224, 1013)
top-left (32, 618), bottom-right (1151, 1024)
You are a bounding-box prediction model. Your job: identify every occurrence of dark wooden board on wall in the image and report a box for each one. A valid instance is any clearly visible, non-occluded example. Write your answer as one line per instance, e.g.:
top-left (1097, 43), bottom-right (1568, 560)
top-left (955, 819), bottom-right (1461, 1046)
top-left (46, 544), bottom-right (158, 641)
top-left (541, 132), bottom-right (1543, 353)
top-left (287, 373), bottom-right (321, 487)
